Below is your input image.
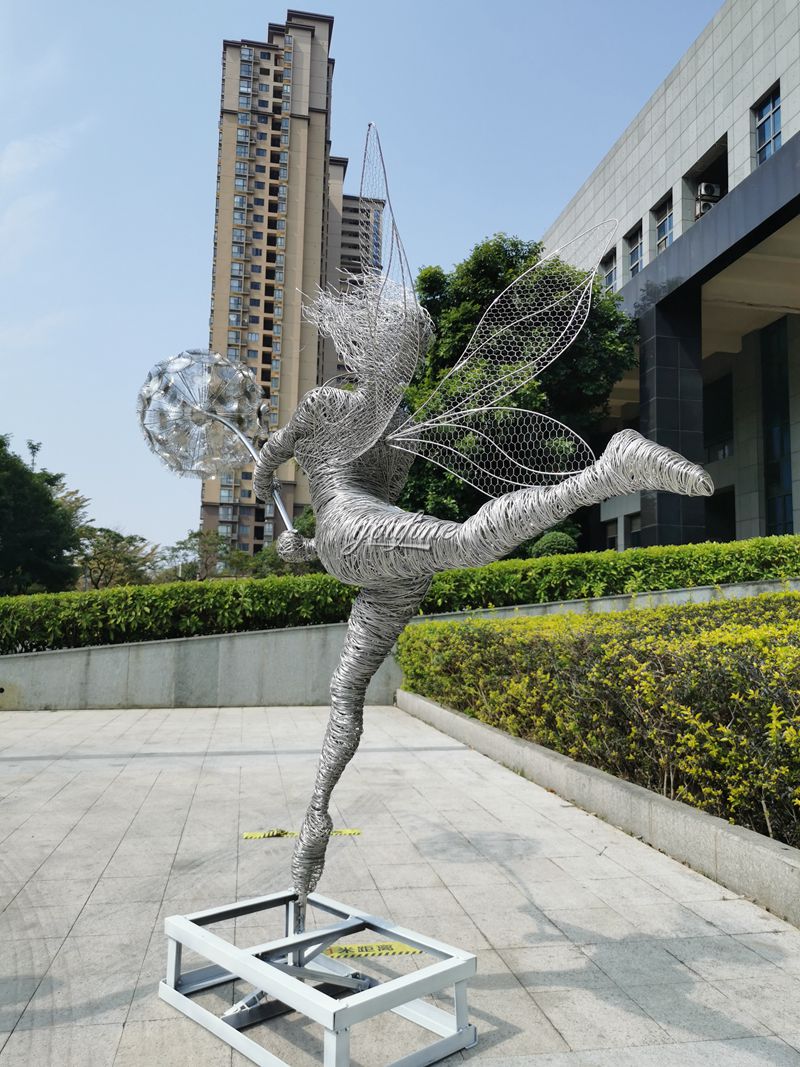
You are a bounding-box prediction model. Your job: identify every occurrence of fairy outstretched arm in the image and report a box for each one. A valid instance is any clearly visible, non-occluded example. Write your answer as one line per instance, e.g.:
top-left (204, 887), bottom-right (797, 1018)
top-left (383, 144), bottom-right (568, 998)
top-left (253, 392), bottom-right (318, 501)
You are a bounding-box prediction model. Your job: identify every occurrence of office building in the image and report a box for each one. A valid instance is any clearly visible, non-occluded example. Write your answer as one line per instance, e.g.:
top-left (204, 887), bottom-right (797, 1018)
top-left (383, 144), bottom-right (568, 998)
top-left (544, 0), bottom-right (800, 548)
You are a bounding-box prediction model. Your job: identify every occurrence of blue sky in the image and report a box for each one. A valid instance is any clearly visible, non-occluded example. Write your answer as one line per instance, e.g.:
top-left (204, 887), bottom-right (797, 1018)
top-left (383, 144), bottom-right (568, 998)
top-left (0, 0), bottom-right (723, 547)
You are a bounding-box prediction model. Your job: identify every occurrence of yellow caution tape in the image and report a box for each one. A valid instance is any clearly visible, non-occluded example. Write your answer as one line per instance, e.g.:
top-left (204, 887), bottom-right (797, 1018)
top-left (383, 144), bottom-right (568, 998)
top-left (324, 941), bottom-right (421, 959)
top-left (242, 829), bottom-right (361, 840)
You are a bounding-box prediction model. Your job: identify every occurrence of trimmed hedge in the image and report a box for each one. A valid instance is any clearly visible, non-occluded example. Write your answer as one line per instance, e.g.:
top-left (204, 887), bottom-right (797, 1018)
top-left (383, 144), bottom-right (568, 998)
top-left (396, 593), bottom-right (800, 848)
top-left (2, 534), bottom-right (800, 655)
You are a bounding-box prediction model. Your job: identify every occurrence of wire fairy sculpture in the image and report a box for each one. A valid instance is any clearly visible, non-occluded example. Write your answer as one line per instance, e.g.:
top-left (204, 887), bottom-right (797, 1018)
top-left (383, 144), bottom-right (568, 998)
top-left (139, 124), bottom-right (713, 927)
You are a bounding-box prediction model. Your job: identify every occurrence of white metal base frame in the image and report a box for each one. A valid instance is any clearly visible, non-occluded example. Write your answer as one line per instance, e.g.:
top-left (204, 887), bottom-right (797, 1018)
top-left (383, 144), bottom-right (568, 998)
top-left (159, 889), bottom-right (477, 1067)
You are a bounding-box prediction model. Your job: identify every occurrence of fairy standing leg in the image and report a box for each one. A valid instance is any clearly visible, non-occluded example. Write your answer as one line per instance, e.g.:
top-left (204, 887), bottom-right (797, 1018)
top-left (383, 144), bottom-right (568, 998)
top-left (291, 576), bottom-right (431, 919)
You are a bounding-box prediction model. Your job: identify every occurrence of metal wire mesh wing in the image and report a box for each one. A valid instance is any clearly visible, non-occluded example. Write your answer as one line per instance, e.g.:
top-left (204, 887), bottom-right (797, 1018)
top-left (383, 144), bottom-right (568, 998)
top-left (385, 221), bottom-right (616, 495)
top-left (295, 124), bottom-right (432, 471)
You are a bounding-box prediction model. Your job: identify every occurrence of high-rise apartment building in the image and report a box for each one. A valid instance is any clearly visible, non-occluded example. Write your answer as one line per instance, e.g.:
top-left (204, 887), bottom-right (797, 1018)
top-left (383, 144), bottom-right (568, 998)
top-left (201, 9), bottom-right (350, 553)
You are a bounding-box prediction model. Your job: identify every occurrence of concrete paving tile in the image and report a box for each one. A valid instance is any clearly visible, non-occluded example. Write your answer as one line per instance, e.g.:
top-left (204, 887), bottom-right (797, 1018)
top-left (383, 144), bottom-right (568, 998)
top-left (522, 878), bottom-right (609, 913)
top-left (379, 886), bottom-right (466, 921)
top-left (615, 903), bottom-right (721, 940)
top-left (113, 1017), bottom-right (232, 1065)
top-left (625, 980), bottom-right (770, 1041)
top-left (582, 941), bottom-right (697, 990)
top-left (663, 935), bottom-right (787, 981)
top-left (431, 859), bottom-right (511, 887)
top-left (546, 1037), bottom-right (800, 1065)
top-left (551, 854), bottom-right (630, 882)
top-left (15, 933), bottom-right (149, 1030)
top-left (583, 875), bottom-right (674, 909)
top-left (710, 974), bottom-right (800, 1035)
top-left (468, 904), bottom-right (567, 949)
top-left (0, 901), bottom-right (80, 941)
top-left (11, 875), bottom-right (97, 910)
top-left (686, 897), bottom-right (797, 935)
top-left (0, 937), bottom-right (64, 1031)
top-left (70, 900), bottom-right (161, 940)
top-left (369, 862), bottom-right (442, 889)
top-left (736, 930), bottom-right (800, 975)
top-left (546, 906), bottom-right (641, 943)
top-left (531, 985), bottom-right (671, 1051)
top-left (88, 875), bottom-right (169, 905)
top-left (450, 881), bottom-right (532, 913)
top-left (0, 1022), bottom-right (123, 1066)
top-left (498, 943), bottom-right (616, 992)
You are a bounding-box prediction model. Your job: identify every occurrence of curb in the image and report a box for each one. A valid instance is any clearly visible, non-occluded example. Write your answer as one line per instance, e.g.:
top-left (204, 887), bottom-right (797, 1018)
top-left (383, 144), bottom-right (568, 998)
top-left (395, 689), bottom-right (800, 928)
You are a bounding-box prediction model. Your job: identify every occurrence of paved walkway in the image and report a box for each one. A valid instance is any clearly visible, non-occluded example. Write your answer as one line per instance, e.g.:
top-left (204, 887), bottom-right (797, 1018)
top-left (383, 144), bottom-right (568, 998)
top-left (1, 706), bottom-right (800, 1066)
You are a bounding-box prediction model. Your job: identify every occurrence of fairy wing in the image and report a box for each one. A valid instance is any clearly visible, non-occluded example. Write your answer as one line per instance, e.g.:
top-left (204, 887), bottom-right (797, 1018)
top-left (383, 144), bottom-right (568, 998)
top-left (385, 222), bottom-right (615, 496)
top-left (295, 124), bottom-right (432, 472)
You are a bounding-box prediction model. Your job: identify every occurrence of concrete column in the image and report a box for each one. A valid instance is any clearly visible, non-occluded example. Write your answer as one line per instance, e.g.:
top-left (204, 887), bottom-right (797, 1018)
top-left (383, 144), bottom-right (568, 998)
top-left (638, 287), bottom-right (705, 546)
top-left (787, 316), bottom-right (800, 533)
top-left (732, 330), bottom-right (764, 538)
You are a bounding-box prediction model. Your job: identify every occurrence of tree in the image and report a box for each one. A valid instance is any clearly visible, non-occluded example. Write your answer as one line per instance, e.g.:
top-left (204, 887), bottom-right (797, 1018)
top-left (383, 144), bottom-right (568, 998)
top-left (77, 527), bottom-right (160, 589)
top-left (0, 436), bottom-right (82, 595)
top-left (157, 528), bottom-right (232, 582)
top-left (399, 234), bottom-right (638, 523)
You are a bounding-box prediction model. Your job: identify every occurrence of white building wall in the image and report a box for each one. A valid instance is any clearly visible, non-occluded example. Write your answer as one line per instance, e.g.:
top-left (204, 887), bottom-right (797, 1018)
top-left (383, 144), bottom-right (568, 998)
top-left (544, 0), bottom-right (800, 273)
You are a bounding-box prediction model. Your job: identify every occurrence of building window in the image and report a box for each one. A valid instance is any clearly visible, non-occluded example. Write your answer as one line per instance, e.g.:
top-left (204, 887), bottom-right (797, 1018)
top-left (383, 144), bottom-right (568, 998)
top-left (754, 85), bottom-right (781, 165)
top-left (236, 145), bottom-right (249, 158)
top-left (627, 227), bottom-right (643, 277)
top-left (601, 252), bottom-right (616, 290)
top-left (604, 520), bottom-right (618, 550)
top-left (654, 197), bottom-right (673, 253)
top-left (240, 489), bottom-right (252, 499)
top-left (253, 214), bottom-right (264, 223)
top-left (235, 162), bottom-right (248, 175)
top-left (241, 471), bottom-right (253, 480)
top-left (233, 195), bottom-right (247, 208)
top-left (233, 210), bottom-right (246, 224)
top-left (236, 130), bottom-right (249, 144)
top-left (235, 177), bottom-right (247, 190)
top-left (703, 374), bottom-right (734, 461)
top-left (241, 47), bottom-right (253, 60)
top-left (247, 331), bottom-right (259, 342)
top-left (761, 319), bottom-right (793, 534)
top-left (226, 347), bottom-right (238, 360)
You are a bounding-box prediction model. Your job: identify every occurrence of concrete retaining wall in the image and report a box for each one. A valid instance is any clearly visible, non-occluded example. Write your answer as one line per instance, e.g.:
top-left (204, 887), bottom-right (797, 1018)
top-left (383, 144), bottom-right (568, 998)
top-left (397, 690), bottom-right (800, 928)
top-left (0, 622), bottom-right (403, 712)
top-left (1, 576), bottom-right (797, 712)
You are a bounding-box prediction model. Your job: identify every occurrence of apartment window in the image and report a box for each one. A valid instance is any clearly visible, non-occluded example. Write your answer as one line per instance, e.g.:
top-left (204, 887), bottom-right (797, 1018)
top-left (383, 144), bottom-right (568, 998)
top-left (754, 85), bottom-right (781, 165)
top-left (627, 227), bottom-right (643, 277)
top-left (274, 324), bottom-right (282, 336)
top-left (256, 148), bottom-right (267, 157)
top-left (248, 315), bottom-right (260, 325)
top-left (273, 342), bottom-right (281, 353)
top-left (275, 219), bottom-right (286, 230)
top-left (272, 359), bottom-right (281, 371)
top-left (233, 210), bottom-right (246, 224)
top-left (280, 134), bottom-right (289, 145)
top-left (240, 489), bottom-right (252, 499)
top-left (230, 278), bottom-right (242, 292)
top-left (236, 130), bottom-right (249, 143)
top-left (241, 47), bottom-right (253, 60)
top-left (227, 330), bottom-right (239, 343)
top-left (228, 312), bottom-right (241, 326)
top-left (247, 349), bottom-right (258, 359)
top-left (238, 524), bottom-right (250, 536)
top-left (235, 177), bottom-right (247, 190)
top-left (259, 82), bottom-right (269, 91)
top-left (281, 118), bottom-right (289, 130)
top-left (279, 167), bottom-right (288, 180)
top-left (247, 331), bottom-right (259, 342)
top-left (275, 270), bottom-right (284, 283)
top-left (250, 281), bottom-right (261, 291)
top-left (218, 524), bottom-right (232, 537)
top-left (276, 237), bottom-right (285, 248)
top-left (255, 165), bottom-right (266, 173)
top-left (239, 80), bottom-right (251, 93)
top-left (251, 264), bottom-right (262, 273)
top-left (231, 262), bottom-right (243, 274)
top-left (276, 254), bottom-right (284, 265)
top-left (226, 347), bottom-right (238, 360)
top-left (238, 96), bottom-right (250, 109)
top-left (255, 181), bottom-right (265, 190)
top-left (269, 412), bottom-right (279, 425)
top-left (256, 131), bottom-right (268, 141)
top-left (257, 113), bottom-right (269, 124)
top-left (236, 145), bottom-right (249, 158)
top-left (231, 243), bottom-right (244, 257)
top-left (219, 505), bottom-right (234, 520)
top-left (240, 62), bottom-right (252, 75)
top-left (242, 471), bottom-right (253, 480)
top-left (252, 230), bottom-right (263, 239)
top-left (238, 112), bottom-right (251, 126)
top-left (232, 228), bottom-right (245, 242)
top-left (252, 248), bottom-right (262, 256)
top-left (235, 162), bottom-right (248, 175)
top-left (248, 298), bottom-right (260, 307)
top-left (233, 195), bottom-right (247, 208)
top-left (654, 197), bottom-right (673, 253)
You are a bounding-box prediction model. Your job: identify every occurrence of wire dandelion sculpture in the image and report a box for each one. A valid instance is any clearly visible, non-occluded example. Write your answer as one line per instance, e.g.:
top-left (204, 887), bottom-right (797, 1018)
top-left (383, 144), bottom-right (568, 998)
top-left (139, 124), bottom-right (713, 929)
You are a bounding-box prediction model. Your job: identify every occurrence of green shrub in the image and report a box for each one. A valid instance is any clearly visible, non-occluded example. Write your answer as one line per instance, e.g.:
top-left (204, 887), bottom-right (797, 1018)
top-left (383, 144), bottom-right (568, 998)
top-left (2, 534), bottom-right (800, 655)
top-left (396, 593), bottom-right (800, 848)
top-left (526, 531), bottom-right (578, 557)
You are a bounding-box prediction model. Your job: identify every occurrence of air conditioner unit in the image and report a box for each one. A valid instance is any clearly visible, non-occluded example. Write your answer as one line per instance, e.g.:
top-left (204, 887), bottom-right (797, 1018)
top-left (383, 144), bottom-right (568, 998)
top-left (697, 182), bottom-right (721, 199)
top-left (695, 199), bottom-right (715, 220)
